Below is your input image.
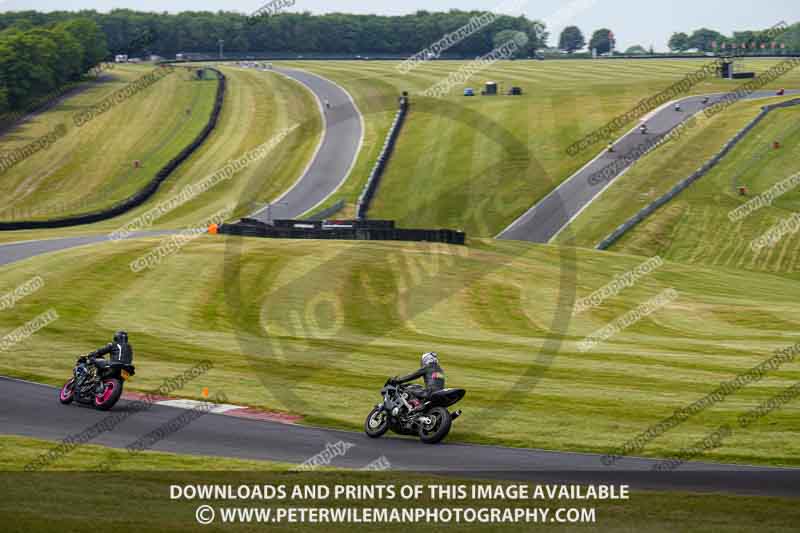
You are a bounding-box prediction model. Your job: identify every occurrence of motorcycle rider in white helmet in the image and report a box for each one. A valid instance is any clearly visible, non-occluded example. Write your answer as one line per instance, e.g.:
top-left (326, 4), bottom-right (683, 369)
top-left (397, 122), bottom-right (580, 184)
top-left (392, 352), bottom-right (445, 411)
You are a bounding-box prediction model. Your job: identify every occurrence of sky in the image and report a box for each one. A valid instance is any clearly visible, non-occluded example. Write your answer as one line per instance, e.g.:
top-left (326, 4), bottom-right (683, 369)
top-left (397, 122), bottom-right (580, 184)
top-left (0, 0), bottom-right (796, 52)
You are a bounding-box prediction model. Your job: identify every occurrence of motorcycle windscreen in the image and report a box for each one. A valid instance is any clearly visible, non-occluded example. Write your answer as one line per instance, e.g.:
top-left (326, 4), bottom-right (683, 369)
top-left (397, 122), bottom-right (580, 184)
top-left (428, 388), bottom-right (465, 407)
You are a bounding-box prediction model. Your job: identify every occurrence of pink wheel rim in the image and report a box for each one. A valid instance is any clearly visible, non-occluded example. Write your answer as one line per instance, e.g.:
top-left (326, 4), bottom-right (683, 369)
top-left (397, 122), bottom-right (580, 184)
top-left (96, 380), bottom-right (116, 404)
top-left (60, 380), bottom-right (74, 401)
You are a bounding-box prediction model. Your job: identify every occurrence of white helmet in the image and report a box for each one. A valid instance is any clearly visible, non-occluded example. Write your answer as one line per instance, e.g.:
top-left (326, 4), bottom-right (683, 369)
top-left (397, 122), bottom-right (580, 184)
top-left (421, 352), bottom-right (438, 367)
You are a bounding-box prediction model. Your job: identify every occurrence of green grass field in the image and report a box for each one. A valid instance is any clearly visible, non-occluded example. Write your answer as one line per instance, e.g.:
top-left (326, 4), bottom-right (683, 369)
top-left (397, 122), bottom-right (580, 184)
top-left (2, 59), bottom-right (797, 240)
top-left (278, 59), bottom-right (800, 236)
top-left (0, 65), bottom-right (217, 220)
top-left (0, 435), bottom-right (291, 471)
top-left (126, 64), bottom-right (322, 228)
top-left (554, 96), bottom-right (800, 250)
top-left (602, 105), bottom-right (800, 271)
top-left (0, 65), bottom-right (322, 243)
top-left (2, 236), bottom-right (799, 466)
top-left (1, 58), bottom-right (799, 479)
top-left (2, 436), bottom-right (799, 532)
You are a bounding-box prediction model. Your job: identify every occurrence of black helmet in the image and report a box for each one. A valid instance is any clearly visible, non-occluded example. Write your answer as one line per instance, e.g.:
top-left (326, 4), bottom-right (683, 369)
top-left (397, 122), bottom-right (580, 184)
top-left (113, 331), bottom-right (128, 344)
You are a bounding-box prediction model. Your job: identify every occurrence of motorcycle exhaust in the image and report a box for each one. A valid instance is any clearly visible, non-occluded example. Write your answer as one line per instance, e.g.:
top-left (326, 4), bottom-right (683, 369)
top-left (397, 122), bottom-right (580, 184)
top-left (451, 409), bottom-right (462, 420)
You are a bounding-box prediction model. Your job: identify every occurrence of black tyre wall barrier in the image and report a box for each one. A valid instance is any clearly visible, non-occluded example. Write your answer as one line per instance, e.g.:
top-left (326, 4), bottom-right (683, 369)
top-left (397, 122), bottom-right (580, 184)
top-left (0, 67), bottom-right (226, 230)
top-left (219, 217), bottom-right (465, 245)
top-left (597, 97), bottom-right (800, 250)
top-left (356, 95), bottom-right (409, 219)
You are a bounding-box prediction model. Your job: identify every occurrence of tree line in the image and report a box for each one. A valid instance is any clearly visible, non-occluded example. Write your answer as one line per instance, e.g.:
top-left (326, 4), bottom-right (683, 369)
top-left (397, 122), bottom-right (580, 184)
top-left (0, 18), bottom-right (107, 119)
top-left (557, 23), bottom-right (800, 55)
top-left (0, 9), bottom-right (550, 117)
top-left (1, 8), bottom-right (797, 119)
top-left (667, 25), bottom-right (800, 53)
top-left (0, 9), bottom-right (547, 58)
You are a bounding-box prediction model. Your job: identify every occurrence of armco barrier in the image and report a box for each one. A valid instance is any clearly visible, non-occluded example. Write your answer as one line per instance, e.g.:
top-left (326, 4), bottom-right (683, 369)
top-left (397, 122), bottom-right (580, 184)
top-left (271, 219), bottom-right (395, 230)
top-left (356, 95), bottom-right (409, 219)
top-left (0, 67), bottom-right (226, 230)
top-left (219, 218), bottom-right (465, 245)
top-left (596, 97), bottom-right (800, 250)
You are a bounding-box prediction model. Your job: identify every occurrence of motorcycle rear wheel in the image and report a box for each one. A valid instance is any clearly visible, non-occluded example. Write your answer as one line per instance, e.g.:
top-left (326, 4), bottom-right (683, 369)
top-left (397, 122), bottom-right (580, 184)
top-left (418, 407), bottom-right (451, 444)
top-left (364, 407), bottom-right (389, 438)
top-left (94, 378), bottom-right (123, 411)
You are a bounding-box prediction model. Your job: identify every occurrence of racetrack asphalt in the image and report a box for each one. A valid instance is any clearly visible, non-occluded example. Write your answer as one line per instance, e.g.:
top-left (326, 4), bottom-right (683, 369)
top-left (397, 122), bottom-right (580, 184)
top-left (249, 66), bottom-right (363, 222)
top-left (0, 231), bottom-right (174, 267)
top-left (497, 89), bottom-right (800, 243)
top-left (3, 377), bottom-right (799, 496)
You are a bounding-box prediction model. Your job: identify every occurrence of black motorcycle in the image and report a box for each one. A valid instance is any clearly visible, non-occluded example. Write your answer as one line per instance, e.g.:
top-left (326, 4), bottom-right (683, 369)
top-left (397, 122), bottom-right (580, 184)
top-left (59, 356), bottom-right (135, 410)
top-left (364, 378), bottom-right (464, 444)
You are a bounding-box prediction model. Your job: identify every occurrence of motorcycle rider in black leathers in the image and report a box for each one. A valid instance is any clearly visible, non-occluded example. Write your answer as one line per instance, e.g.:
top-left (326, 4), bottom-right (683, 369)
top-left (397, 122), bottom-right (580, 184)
top-left (75, 331), bottom-right (133, 396)
top-left (393, 352), bottom-right (445, 410)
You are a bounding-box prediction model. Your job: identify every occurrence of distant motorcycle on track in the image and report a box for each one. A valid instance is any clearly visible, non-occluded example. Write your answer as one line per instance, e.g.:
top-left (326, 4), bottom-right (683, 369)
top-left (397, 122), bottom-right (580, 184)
top-left (59, 355), bottom-right (135, 411)
top-left (364, 378), bottom-right (465, 444)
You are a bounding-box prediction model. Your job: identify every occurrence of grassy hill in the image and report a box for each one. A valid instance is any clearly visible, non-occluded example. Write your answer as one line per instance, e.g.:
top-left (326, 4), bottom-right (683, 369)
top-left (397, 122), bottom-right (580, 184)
top-left (2, 236), bottom-right (799, 466)
top-left (0, 65), bottom-right (217, 221)
top-left (554, 96), bottom-right (800, 250)
top-left (0, 65), bottom-right (321, 243)
top-left (281, 59), bottom-right (800, 235)
top-left (2, 59), bottom-right (797, 239)
top-left (127, 65), bottom-right (322, 228)
top-left (1, 58), bottom-right (799, 470)
top-left (597, 104), bottom-right (800, 272)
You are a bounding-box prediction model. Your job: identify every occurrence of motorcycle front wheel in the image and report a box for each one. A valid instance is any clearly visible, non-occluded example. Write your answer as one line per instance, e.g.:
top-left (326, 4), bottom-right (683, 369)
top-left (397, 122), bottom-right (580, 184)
top-left (59, 378), bottom-right (75, 404)
top-left (94, 378), bottom-right (123, 411)
top-left (364, 407), bottom-right (389, 438)
top-left (418, 407), bottom-right (452, 444)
